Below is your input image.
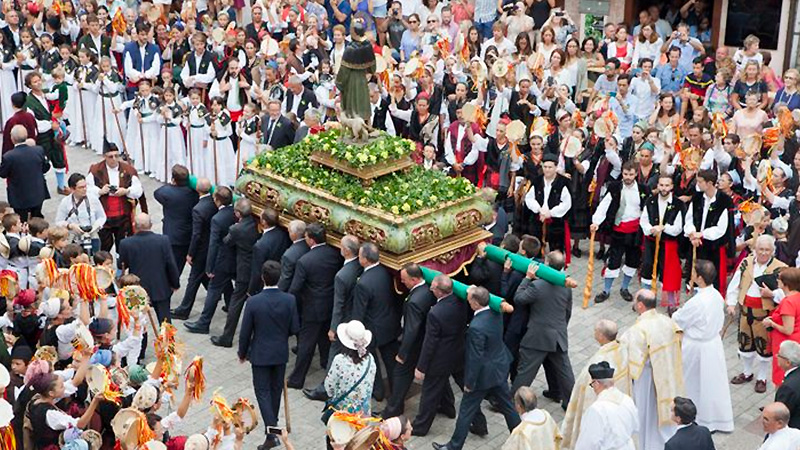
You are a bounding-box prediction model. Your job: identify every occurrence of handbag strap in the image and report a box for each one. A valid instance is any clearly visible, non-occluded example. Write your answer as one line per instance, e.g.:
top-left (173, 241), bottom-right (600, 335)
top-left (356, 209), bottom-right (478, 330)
top-left (330, 357), bottom-right (372, 407)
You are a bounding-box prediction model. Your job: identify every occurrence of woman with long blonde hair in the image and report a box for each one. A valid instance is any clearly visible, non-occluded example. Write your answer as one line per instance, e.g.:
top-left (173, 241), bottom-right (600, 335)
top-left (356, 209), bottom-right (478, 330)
top-left (731, 60), bottom-right (768, 110)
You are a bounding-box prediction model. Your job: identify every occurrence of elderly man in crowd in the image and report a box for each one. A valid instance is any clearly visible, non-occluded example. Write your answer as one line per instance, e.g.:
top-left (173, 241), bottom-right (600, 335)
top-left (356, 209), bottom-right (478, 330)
top-left (775, 340), bottom-right (800, 430)
top-left (502, 387), bottom-right (560, 450)
top-left (759, 402), bottom-right (800, 450)
top-left (0, 125), bottom-right (50, 221)
top-left (573, 361), bottom-right (638, 450)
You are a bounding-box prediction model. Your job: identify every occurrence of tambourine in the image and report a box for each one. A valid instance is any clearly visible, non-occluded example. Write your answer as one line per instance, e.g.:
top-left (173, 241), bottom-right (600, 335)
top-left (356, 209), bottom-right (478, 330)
top-left (593, 115), bottom-right (616, 139)
top-left (491, 59), bottom-right (509, 78)
top-left (462, 103), bottom-right (478, 123)
top-left (110, 366), bottom-right (130, 391)
top-left (0, 270), bottom-right (18, 299)
top-left (757, 159), bottom-right (772, 183)
top-left (506, 120), bottom-right (526, 143)
top-left (529, 117), bottom-right (549, 138)
top-left (96, 266), bottom-right (114, 290)
top-left (34, 345), bottom-right (57, 363)
top-left (328, 415), bottom-right (357, 447)
top-left (71, 323), bottom-right (94, 353)
top-left (119, 285), bottom-right (150, 311)
top-left (86, 365), bottom-right (108, 395)
top-left (742, 134), bottom-right (762, 157)
top-left (680, 146), bottom-right (703, 171)
top-left (660, 125), bottom-right (676, 149)
top-left (347, 426), bottom-right (381, 450)
top-left (111, 408), bottom-right (140, 440)
top-left (561, 135), bottom-right (582, 158)
top-left (403, 57), bottom-right (420, 77)
top-left (232, 398), bottom-right (259, 434)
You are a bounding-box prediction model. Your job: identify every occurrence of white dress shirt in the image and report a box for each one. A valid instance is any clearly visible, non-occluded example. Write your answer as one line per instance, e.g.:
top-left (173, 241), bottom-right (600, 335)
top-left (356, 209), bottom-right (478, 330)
top-left (683, 192), bottom-right (729, 241)
top-left (640, 194), bottom-right (683, 237)
top-left (525, 177), bottom-right (572, 218)
top-left (592, 182), bottom-right (641, 226)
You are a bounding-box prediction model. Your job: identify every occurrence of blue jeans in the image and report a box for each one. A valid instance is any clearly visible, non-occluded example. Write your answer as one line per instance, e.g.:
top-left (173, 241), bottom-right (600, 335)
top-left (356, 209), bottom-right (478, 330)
top-left (475, 20), bottom-right (494, 40)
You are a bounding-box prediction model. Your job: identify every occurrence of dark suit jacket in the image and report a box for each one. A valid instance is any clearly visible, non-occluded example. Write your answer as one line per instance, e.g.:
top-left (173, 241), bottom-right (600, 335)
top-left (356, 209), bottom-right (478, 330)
top-left (277, 240), bottom-right (309, 292)
top-left (261, 114), bottom-right (295, 150)
top-left (223, 215), bottom-right (260, 284)
top-left (514, 278), bottom-right (572, 352)
top-left (205, 206), bottom-right (236, 276)
top-left (118, 231), bottom-right (180, 302)
top-left (238, 287), bottom-right (300, 366)
top-left (187, 195), bottom-right (217, 268)
top-left (664, 423), bottom-right (716, 450)
top-left (464, 309), bottom-right (512, 391)
top-left (2, 111), bottom-right (37, 154)
top-left (417, 295), bottom-right (470, 377)
top-left (0, 144), bottom-right (50, 209)
top-left (153, 184), bottom-right (199, 247)
top-left (288, 244), bottom-right (343, 323)
top-left (397, 283), bottom-right (436, 363)
top-left (248, 227), bottom-right (292, 295)
top-left (488, 207), bottom-right (508, 246)
top-left (330, 258), bottom-right (362, 332)
top-left (351, 264), bottom-right (401, 346)
top-left (470, 256), bottom-right (503, 297)
top-left (776, 367), bottom-right (800, 429)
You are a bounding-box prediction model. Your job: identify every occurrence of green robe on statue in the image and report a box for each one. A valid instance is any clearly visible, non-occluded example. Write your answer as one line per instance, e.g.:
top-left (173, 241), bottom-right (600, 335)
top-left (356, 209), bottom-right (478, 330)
top-left (336, 39), bottom-right (375, 121)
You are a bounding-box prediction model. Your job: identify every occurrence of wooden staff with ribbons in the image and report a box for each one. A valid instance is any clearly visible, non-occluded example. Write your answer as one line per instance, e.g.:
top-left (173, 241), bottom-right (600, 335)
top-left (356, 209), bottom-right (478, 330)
top-left (689, 246), bottom-right (698, 291)
top-left (283, 379), bottom-right (292, 432)
top-left (582, 229), bottom-right (596, 308)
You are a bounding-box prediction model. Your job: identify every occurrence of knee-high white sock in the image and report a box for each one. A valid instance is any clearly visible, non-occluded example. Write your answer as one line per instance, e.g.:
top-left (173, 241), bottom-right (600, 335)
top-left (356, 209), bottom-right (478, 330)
top-left (757, 357), bottom-right (771, 381)
top-left (740, 351), bottom-right (755, 376)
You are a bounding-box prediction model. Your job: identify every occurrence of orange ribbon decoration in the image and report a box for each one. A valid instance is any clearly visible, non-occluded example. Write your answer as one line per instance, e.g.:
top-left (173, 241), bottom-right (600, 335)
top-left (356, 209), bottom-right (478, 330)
top-left (184, 356), bottom-right (206, 401)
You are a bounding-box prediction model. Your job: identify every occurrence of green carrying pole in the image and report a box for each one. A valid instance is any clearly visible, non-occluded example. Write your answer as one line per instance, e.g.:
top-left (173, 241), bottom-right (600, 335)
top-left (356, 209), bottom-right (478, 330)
top-left (483, 245), bottom-right (567, 287)
top-left (188, 174), bottom-right (239, 200)
top-left (419, 266), bottom-right (506, 313)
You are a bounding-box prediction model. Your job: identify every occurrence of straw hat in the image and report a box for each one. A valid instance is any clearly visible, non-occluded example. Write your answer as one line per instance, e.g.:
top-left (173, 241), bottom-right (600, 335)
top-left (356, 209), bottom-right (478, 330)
top-left (0, 399), bottom-right (12, 427)
top-left (336, 321), bottom-right (372, 352)
top-left (184, 434), bottom-right (210, 450)
top-left (132, 383), bottom-right (159, 411)
top-left (561, 135), bottom-right (582, 158)
top-left (506, 120), bottom-right (526, 143)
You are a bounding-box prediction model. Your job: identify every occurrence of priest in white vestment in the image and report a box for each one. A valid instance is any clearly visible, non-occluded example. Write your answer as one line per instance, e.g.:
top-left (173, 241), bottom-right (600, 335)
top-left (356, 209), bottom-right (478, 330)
top-left (561, 320), bottom-right (631, 450)
top-left (502, 387), bottom-right (561, 450)
top-left (621, 289), bottom-right (683, 450)
top-left (672, 260), bottom-right (734, 432)
top-left (573, 361), bottom-right (638, 450)
top-left (758, 402), bottom-right (800, 450)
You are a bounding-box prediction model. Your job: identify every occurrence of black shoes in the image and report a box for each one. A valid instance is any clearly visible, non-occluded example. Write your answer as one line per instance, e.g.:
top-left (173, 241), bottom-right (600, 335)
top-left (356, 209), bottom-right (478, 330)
top-left (542, 390), bottom-right (562, 402)
top-left (183, 321), bottom-right (209, 334)
top-left (302, 386), bottom-right (328, 402)
top-left (170, 309), bottom-right (189, 320)
top-left (258, 435), bottom-right (280, 450)
top-left (594, 291), bottom-right (610, 304)
top-left (620, 289), bottom-right (633, 302)
top-left (210, 336), bottom-right (232, 348)
top-left (432, 443), bottom-right (452, 450)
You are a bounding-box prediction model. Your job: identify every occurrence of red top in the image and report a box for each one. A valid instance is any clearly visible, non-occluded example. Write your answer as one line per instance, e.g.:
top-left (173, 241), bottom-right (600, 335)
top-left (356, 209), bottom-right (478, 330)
top-left (2, 110), bottom-right (38, 154)
top-left (771, 292), bottom-right (800, 385)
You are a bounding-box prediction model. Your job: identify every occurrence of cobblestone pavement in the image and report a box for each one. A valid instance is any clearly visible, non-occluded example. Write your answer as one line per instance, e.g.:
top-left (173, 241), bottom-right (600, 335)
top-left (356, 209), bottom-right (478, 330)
top-left (4, 145), bottom-right (768, 449)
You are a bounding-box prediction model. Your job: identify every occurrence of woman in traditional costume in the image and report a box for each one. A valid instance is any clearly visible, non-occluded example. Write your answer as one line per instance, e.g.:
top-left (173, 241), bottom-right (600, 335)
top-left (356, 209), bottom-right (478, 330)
top-left (185, 88), bottom-right (211, 179)
top-left (92, 56), bottom-right (127, 155)
top-left (27, 371), bottom-right (102, 449)
top-left (0, 33), bottom-right (16, 127)
top-left (155, 88), bottom-right (187, 183)
top-left (236, 103), bottom-right (260, 175)
top-left (121, 80), bottom-right (160, 173)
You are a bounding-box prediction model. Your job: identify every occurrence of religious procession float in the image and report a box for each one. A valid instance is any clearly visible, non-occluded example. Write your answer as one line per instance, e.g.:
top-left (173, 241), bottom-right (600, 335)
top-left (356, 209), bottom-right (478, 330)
top-left (235, 128), bottom-right (493, 273)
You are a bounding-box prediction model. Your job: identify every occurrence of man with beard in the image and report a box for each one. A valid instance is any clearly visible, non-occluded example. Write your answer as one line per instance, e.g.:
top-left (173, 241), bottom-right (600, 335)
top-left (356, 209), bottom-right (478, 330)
top-left (640, 174), bottom-right (684, 314)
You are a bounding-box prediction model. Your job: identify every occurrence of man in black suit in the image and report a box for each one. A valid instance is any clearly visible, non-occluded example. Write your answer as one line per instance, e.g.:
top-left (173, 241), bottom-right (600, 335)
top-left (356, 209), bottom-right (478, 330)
top-left (433, 286), bottom-right (521, 450)
top-left (212, 198), bottom-right (260, 347)
top-left (351, 242), bottom-right (401, 401)
top-left (238, 261), bottom-right (300, 450)
top-left (286, 223), bottom-right (343, 389)
top-left (303, 234), bottom-right (361, 401)
top-left (154, 165), bottom-right (199, 276)
top-left (185, 187), bottom-right (236, 334)
top-left (172, 178), bottom-right (216, 320)
top-left (118, 213), bottom-right (181, 323)
top-left (277, 220), bottom-right (309, 292)
top-left (382, 263), bottom-right (436, 418)
top-left (0, 125), bottom-right (50, 221)
top-left (511, 251), bottom-right (575, 409)
top-left (664, 397), bottom-right (716, 450)
top-left (487, 203), bottom-right (508, 247)
top-left (412, 275), bottom-right (487, 437)
top-left (248, 208), bottom-right (292, 295)
top-left (262, 99), bottom-right (295, 151)
top-left (775, 340), bottom-right (800, 429)
top-left (281, 75), bottom-right (318, 120)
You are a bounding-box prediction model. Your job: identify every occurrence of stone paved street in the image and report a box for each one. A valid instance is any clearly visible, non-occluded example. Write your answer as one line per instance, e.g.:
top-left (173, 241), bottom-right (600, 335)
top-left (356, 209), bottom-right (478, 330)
top-left (3, 144), bottom-right (769, 449)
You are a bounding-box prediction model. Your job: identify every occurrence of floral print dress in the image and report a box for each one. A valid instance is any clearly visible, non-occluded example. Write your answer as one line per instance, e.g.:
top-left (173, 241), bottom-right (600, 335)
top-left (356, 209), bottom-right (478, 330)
top-left (324, 353), bottom-right (376, 415)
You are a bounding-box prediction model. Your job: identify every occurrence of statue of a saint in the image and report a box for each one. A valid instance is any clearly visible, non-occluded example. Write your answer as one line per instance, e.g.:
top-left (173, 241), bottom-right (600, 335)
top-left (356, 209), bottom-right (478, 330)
top-left (336, 19), bottom-right (375, 122)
